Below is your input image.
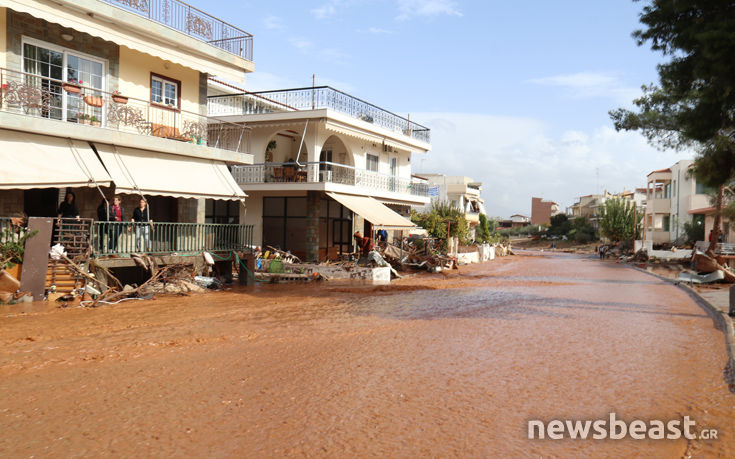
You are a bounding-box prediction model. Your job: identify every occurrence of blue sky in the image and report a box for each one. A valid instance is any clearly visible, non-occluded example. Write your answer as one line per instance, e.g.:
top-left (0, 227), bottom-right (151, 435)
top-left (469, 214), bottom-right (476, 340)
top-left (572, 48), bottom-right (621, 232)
top-left (206, 0), bottom-right (689, 217)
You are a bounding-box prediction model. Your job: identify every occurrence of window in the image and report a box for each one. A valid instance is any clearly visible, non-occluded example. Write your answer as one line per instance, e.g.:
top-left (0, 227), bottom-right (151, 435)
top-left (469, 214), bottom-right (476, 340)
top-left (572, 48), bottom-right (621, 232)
top-left (695, 181), bottom-right (716, 195)
top-left (22, 38), bottom-right (106, 124)
top-left (366, 154), bottom-right (379, 172)
top-left (663, 215), bottom-right (670, 232)
top-left (151, 74), bottom-right (180, 109)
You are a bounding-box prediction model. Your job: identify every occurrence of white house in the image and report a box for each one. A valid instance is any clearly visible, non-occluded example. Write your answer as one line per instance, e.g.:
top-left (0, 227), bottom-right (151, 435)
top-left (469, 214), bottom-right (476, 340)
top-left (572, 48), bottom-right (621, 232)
top-left (420, 173), bottom-right (486, 237)
top-left (208, 84), bottom-right (431, 261)
top-left (645, 160), bottom-right (712, 244)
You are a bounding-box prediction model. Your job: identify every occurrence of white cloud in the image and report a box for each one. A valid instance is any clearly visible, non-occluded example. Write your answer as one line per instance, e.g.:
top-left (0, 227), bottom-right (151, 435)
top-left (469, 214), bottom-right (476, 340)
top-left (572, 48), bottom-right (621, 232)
top-left (411, 112), bottom-right (688, 218)
top-left (263, 15), bottom-right (284, 31)
top-left (395, 0), bottom-right (462, 20)
top-left (245, 72), bottom-right (301, 92)
top-left (312, 0), bottom-right (462, 21)
top-left (367, 27), bottom-right (394, 34)
top-left (289, 38), bottom-right (313, 50)
top-left (312, 3), bottom-right (338, 19)
top-left (528, 71), bottom-right (641, 103)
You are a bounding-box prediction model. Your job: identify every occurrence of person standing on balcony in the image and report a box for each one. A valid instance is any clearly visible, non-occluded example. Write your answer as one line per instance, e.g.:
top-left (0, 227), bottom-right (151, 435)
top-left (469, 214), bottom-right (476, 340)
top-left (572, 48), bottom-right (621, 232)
top-left (108, 196), bottom-right (125, 253)
top-left (132, 198), bottom-right (153, 252)
top-left (56, 191), bottom-right (79, 247)
top-left (57, 191), bottom-right (79, 219)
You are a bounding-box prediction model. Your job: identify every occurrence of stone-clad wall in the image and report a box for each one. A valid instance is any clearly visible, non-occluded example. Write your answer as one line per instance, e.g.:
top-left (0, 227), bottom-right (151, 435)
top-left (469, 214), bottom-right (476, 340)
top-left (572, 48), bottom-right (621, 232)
top-left (5, 10), bottom-right (119, 90)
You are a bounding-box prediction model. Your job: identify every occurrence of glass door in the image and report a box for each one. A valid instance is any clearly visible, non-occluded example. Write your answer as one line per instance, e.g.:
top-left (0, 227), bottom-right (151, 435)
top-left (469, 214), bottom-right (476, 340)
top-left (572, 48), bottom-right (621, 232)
top-left (22, 43), bottom-right (63, 119)
top-left (22, 40), bottom-right (105, 125)
top-left (389, 157), bottom-right (398, 192)
top-left (66, 54), bottom-right (104, 125)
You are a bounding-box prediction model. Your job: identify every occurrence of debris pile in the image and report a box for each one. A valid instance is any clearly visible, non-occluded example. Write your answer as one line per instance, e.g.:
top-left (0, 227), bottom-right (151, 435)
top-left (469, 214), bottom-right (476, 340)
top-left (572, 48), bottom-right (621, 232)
top-left (0, 269), bottom-right (32, 304)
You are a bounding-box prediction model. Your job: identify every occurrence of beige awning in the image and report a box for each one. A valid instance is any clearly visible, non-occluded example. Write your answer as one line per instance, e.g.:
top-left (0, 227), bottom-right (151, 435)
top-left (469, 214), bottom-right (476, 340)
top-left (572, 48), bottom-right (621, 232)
top-left (0, 129), bottom-right (112, 189)
top-left (4, 0), bottom-right (247, 82)
top-left (94, 143), bottom-right (246, 201)
top-left (326, 192), bottom-right (415, 230)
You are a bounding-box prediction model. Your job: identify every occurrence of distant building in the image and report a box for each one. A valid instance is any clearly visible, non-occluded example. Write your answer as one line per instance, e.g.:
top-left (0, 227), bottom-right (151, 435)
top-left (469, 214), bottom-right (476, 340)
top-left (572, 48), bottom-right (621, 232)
top-left (420, 174), bottom-right (486, 238)
top-left (567, 190), bottom-right (646, 230)
top-left (510, 214), bottom-right (530, 227)
top-left (645, 160), bottom-right (712, 244)
top-left (531, 197), bottom-right (559, 225)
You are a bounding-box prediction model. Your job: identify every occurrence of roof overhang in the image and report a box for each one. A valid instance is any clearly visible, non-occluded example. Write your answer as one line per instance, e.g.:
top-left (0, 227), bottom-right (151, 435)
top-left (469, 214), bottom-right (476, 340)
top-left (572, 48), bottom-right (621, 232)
top-left (214, 109), bottom-right (431, 153)
top-left (4, 0), bottom-right (254, 81)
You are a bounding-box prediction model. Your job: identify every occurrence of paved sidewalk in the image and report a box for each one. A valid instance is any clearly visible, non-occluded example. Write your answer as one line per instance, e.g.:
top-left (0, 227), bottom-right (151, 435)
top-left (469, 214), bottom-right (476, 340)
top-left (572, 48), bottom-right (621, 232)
top-left (697, 288), bottom-right (732, 315)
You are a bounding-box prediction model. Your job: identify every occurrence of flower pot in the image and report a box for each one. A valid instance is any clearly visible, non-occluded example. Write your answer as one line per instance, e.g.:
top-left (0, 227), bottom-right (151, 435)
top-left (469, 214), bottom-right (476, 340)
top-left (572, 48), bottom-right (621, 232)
top-left (62, 82), bottom-right (82, 94)
top-left (83, 96), bottom-right (104, 108)
top-left (90, 120), bottom-right (101, 127)
top-left (112, 95), bottom-right (128, 104)
top-left (6, 263), bottom-right (21, 282)
top-left (0, 269), bottom-right (21, 293)
top-left (78, 118), bottom-right (90, 125)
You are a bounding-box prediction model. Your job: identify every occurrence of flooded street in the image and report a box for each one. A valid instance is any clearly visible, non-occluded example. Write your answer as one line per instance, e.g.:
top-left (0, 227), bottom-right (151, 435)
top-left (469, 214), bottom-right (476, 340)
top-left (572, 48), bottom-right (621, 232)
top-left (0, 252), bottom-right (733, 457)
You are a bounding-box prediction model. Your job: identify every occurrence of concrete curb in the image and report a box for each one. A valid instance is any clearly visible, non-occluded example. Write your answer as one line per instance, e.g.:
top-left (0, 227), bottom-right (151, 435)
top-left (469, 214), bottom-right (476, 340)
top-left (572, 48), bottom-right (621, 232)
top-left (629, 264), bottom-right (735, 380)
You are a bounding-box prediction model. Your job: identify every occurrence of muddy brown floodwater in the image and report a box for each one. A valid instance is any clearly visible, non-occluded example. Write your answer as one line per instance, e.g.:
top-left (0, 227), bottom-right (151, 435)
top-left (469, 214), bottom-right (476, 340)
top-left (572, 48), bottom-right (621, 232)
top-left (1, 252), bottom-right (733, 457)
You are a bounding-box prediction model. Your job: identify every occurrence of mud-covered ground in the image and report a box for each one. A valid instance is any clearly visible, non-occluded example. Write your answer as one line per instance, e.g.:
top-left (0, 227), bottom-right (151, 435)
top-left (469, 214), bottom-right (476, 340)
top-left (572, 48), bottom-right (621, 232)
top-left (0, 252), bottom-right (732, 457)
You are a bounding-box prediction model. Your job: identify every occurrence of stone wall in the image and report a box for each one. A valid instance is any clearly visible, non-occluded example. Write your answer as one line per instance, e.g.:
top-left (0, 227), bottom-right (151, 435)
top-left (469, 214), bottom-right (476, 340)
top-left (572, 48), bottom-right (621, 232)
top-left (305, 191), bottom-right (321, 262)
top-left (0, 190), bottom-right (24, 216)
top-left (6, 10), bottom-right (119, 89)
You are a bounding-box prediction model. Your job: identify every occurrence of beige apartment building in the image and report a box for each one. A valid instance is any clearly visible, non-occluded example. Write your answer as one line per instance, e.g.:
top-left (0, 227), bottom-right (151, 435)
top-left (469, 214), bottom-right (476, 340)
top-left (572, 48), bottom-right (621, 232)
top-left (0, 0), bottom-right (254, 267)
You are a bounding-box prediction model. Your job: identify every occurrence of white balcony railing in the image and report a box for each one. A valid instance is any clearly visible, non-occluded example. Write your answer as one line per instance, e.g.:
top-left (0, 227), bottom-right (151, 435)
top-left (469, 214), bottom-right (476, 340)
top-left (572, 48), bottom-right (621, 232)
top-left (208, 86), bottom-right (431, 143)
top-left (231, 161), bottom-right (429, 197)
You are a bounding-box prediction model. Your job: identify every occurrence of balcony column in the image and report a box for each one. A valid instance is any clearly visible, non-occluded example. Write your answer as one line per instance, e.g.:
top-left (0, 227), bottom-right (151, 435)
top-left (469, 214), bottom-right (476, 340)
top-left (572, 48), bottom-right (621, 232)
top-left (305, 191), bottom-right (321, 262)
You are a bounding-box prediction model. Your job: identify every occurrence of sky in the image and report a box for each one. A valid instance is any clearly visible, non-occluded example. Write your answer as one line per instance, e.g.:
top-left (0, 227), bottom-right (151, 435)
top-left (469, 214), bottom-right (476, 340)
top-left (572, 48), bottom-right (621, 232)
top-left (204, 0), bottom-right (691, 218)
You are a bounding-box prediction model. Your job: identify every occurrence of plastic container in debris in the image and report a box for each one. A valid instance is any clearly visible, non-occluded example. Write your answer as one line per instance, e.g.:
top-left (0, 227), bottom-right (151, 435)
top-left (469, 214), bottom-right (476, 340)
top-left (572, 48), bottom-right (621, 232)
top-left (194, 276), bottom-right (223, 289)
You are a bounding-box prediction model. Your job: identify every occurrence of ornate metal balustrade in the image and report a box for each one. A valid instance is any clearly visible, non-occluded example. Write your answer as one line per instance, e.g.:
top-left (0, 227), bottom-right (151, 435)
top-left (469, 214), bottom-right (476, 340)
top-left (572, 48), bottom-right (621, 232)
top-left (0, 67), bottom-right (247, 151)
top-left (231, 162), bottom-right (430, 197)
top-left (208, 86), bottom-right (431, 143)
top-left (98, 0), bottom-right (253, 61)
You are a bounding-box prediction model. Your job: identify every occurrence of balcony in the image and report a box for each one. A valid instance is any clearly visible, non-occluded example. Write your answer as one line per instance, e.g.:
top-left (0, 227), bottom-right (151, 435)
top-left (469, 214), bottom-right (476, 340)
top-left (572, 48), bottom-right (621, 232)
top-left (0, 67), bottom-right (245, 153)
top-left (98, 0), bottom-right (253, 61)
top-left (231, 162), bottom-right (430, 198)
top-left (207, 86), bottom-right (431, 143)
top-left (92, 221), bottom-right (254, 256)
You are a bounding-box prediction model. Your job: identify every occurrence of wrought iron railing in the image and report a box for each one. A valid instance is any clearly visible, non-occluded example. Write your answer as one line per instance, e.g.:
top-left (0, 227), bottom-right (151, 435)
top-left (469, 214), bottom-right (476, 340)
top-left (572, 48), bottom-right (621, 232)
top-left (0, 67), bottom-right (249, 151)
top-left (207, 86), bottom-right (431, 143)
top-left (98, 0), bottom-right (253, 61)
top-left (231, 161), bottom-right (430, 197)
top-left (92, 221), bottom-right (254, 256)
top-left (54, 218), bottom-right (94, 257)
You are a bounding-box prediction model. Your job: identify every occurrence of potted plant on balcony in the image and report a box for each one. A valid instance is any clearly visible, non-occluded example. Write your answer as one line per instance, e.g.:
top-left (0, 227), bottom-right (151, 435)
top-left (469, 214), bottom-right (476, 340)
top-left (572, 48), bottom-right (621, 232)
top-left (111, 90), bottom-right (128, 104)
top-left (76, 113), bottom-right (90, 125)
top-left (62, 79), bottom-right (83, 94)
top-left (83, 94), bottom-right (105, 108)
top-left (89, 115), bottom-right (101, 127)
